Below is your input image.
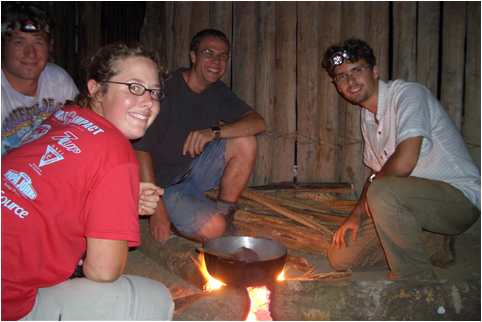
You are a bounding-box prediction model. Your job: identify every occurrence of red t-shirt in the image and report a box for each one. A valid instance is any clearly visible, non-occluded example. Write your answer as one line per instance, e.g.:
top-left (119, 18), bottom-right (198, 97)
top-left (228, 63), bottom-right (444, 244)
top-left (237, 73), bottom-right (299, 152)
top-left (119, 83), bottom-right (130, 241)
top-left (1, 106), bottom-right (141, 320)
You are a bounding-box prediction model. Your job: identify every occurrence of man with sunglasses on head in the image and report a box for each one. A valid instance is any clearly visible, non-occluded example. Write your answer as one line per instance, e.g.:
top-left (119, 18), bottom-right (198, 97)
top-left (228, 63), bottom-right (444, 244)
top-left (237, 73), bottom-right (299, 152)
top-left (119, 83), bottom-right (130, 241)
top-left (133, 29), bottom-right (266, 242)
top-left (1, 3), bottom-right (78, 155)
top-left (322, 38), bottom-right (480, 281)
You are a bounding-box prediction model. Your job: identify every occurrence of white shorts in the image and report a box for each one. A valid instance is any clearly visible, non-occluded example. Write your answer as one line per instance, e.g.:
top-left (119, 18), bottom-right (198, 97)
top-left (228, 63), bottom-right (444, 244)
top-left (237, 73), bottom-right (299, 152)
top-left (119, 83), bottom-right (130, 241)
top-left (21, 275), bottom-right (174, 321)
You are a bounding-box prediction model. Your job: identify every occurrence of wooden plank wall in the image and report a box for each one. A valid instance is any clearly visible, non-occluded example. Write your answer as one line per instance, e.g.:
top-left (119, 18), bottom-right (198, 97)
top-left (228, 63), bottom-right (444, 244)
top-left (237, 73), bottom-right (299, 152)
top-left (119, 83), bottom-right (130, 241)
top-left (46, 1), bottom-right (480, 194)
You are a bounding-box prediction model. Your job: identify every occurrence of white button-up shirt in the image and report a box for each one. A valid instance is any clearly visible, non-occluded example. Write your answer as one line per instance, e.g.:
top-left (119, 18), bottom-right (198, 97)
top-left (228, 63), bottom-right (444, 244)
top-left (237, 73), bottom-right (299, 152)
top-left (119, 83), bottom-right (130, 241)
top-left (361, 80), bottom-right (480, 210)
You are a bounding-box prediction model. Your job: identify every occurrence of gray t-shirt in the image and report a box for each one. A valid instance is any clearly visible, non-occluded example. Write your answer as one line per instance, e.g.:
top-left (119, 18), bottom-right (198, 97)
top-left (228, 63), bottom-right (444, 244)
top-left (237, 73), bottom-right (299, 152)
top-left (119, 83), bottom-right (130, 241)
top-left (1, 63), bottom-right (79, 154)
top-left (133, 68), bottom-right (252, 186)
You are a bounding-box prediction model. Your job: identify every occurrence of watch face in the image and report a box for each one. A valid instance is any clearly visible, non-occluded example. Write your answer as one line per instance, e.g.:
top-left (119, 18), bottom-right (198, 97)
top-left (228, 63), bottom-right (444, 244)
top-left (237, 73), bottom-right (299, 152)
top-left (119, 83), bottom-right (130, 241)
top-left (211, 126), bottom-right (221, 139)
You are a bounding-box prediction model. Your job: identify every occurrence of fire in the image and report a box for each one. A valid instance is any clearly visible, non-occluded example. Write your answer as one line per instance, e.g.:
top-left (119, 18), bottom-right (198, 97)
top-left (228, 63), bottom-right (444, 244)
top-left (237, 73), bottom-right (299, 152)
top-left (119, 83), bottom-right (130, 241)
top-left (245, 269), bottom-right (284, 321)
top-left (193, 254), bottom-right (226, 292)
top-left (246, 286), bottom-right (273, 321)
top-left (193, 254), bottom-right (286, 321)
top-left (276, 269), bottom-right (285, 281)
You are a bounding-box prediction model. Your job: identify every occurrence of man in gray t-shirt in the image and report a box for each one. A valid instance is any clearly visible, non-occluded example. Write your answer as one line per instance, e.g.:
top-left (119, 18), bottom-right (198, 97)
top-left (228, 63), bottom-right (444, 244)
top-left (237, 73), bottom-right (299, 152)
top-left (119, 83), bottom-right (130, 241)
top-left (134, 29), bottom-right (266, 242)
top-left (321, 38), bottom-right (480, 281)
top-left (1, 3), bottom-right (78, 155)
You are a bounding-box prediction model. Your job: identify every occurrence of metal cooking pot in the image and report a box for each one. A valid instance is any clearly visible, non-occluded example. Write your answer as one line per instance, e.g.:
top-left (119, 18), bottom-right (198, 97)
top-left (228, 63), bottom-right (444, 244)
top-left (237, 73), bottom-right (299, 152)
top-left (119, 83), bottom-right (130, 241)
top-left (201, 236), bottom-right (287, 287)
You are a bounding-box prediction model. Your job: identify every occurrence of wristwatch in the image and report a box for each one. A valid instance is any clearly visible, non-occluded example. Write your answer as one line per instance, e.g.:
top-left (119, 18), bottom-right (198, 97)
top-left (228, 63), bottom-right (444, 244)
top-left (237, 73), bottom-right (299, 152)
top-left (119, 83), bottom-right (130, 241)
top-left (368, 173), bottom-right (376, 183)
top-left (211, 126), bottom-right (221, 139)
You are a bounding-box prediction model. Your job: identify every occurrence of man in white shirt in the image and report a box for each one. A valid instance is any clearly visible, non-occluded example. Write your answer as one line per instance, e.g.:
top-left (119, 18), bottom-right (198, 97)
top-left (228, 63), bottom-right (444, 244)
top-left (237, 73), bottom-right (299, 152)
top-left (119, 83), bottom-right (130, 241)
top-left (322, 38), bottom-right (480, 281)
top-left (1, 3), bottom-right (78, 154)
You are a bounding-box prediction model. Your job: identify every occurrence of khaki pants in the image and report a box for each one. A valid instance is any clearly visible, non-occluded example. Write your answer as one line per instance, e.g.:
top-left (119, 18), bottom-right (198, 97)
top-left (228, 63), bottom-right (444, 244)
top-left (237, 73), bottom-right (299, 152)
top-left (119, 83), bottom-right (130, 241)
top-left (328, 176), bottom-right (479, 279)
top-left (21, 275), bottom-right (174, 321)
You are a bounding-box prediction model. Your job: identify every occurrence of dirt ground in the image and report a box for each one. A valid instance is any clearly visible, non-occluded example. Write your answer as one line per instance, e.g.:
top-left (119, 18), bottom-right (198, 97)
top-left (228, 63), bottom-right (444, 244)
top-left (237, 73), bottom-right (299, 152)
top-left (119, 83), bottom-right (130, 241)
top-left (124, 223), bottom-right (480, 320)
top-left (125, 229), bottom-right (480, 284)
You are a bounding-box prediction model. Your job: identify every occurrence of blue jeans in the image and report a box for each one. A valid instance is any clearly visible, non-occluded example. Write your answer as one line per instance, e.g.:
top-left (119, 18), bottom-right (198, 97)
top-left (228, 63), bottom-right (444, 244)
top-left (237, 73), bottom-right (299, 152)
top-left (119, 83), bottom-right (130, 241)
top-left (163, 139), bottom-right (234, 236)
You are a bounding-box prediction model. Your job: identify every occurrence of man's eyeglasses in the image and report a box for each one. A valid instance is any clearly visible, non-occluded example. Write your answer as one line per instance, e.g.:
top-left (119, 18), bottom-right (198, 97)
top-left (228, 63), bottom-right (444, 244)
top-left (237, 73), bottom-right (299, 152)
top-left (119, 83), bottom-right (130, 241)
top-left (103, 81), bottom-right (163, 100)
top-left (198, 48), bottom-right (229, 62)
top-left (333, 65), bottom-right (370, 85)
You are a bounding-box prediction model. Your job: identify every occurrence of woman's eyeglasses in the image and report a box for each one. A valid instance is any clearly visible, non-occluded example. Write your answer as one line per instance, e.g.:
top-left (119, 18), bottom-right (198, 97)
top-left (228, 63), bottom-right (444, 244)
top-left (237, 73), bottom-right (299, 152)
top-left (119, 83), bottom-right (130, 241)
top-left (103, 81), bottom-right (164, 101)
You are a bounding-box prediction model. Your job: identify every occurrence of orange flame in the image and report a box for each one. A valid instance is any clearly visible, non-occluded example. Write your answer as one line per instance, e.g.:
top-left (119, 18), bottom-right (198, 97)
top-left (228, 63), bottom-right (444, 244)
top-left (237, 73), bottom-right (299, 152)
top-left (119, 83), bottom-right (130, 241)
top-left (246, 286), bottom-right (273, 321)
top-left (193, 253), bottom-right (226, 292)
top-left (193, 255), bottom-right (286, 321)
top-left (276, 269), bottom-right (286, 281)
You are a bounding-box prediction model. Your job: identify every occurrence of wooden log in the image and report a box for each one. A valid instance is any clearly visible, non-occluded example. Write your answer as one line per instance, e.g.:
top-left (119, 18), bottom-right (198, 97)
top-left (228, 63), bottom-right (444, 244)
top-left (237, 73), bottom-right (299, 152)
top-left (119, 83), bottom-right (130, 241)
top-left (250, 182), bottom-right (354, 194)
top-left (234, 210), bottom-right (332, 254)
top-left (416, 2), bottom-right (440, 96)
top-left (241, 190), bottom-right (333, 236)
top-left (272, 2), bottom-right (297, 183)
top-left (463, 2), bottom-right (481, 167)
top-left (240, 190), bottom-right (349, 221)
top-left (253, 2), bottom-right (276, 185)
top-left (440, 2), bottom-right (466, 129)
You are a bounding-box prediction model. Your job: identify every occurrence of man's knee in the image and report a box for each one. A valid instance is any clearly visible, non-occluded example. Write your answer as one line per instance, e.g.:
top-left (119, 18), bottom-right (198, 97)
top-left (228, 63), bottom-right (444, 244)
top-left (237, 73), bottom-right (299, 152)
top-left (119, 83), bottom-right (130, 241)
top-left (366, 177), bottom-right (402, 218)
top-left (197, 213), bottom-right (226, 240)
top-left (327, 245), bottom-right (354, 271)
top-left (226, 136), bottom-right (257, 160)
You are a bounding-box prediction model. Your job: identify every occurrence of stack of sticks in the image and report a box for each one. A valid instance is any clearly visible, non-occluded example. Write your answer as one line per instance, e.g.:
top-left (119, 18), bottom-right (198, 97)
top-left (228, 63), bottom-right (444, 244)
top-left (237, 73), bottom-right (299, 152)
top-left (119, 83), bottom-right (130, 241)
top-left (207, 183), bottom-right (356, 255)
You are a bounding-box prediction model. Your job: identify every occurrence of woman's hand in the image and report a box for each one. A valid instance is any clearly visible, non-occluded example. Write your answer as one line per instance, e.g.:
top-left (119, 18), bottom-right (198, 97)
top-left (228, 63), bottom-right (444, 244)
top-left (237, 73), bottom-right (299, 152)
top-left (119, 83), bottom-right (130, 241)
top-left (139, 182), bottom-right (163, 215)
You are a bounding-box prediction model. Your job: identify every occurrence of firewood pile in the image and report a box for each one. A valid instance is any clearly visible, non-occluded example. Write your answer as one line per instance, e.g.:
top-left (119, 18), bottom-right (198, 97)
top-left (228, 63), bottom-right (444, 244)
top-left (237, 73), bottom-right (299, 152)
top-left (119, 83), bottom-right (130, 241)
top-left (207, 183), bottom-right (356, 256)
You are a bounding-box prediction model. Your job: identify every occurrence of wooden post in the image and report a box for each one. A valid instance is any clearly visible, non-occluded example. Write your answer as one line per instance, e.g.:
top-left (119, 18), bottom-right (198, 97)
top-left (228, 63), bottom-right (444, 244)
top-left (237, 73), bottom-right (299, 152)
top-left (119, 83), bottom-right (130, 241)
top-left (140, 2), bottom-right (167, 68)
top-left (172, 3), bottom-right (192, 69)
top-left (367, 2), bottom-right (390, 80)
top-left (272, 2), bottom-right (297, 183)
top-left (463, 2), bottom-right (481, 167)
top-left (416, 2), bottom-right (440, 97)
top-left (440, 2), bottom-right (467, 130)
top-left (318, 2), bottom-right (342, 183)
top-left (392, 2), bottom-right (417, 81)
top-left (232, 3), bottom-right (258, 185)
top-left (164, 2), bottom-right (175, 72)
top-left (189, 2), bottom-right (210, 42)
top-left (77, 2), bottom-right (102, 68)
top-left (297, 2), bottom-right (321, 182)
top-left (253, 2), bottom-right (276, 185)
top-left (232, 2), bottom-right (257, 108)
top-left (209, 2), bottom-right (233, 86)
top-left (48, 2), bottom-right (78, 80)
top-left (338, 2), bottom-right (367, 194)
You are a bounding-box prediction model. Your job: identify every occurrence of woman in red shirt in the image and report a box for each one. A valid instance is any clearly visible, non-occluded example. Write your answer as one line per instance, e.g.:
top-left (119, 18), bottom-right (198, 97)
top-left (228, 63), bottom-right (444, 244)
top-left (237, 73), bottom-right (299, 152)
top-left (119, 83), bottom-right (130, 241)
top-left (2, 43), bottom-right (173, 320)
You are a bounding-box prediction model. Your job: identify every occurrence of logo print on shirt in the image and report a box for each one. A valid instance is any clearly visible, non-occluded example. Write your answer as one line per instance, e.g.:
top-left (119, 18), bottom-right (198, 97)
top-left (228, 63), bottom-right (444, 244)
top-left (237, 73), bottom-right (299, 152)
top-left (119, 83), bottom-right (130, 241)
top-left (51, 131), bottom-right (81, 154)
top-left (39, 145), bottom-right (64, 167)
top-left (22, 124), bottom-right (52, 145)
top-left (3, 170), bottom-right (37, 200)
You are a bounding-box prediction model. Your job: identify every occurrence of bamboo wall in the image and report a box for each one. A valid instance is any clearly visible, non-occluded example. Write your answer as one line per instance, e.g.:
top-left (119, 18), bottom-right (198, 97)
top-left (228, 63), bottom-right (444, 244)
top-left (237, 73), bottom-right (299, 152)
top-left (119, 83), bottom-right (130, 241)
top-left (44, 1), bottom-right (480, 194)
